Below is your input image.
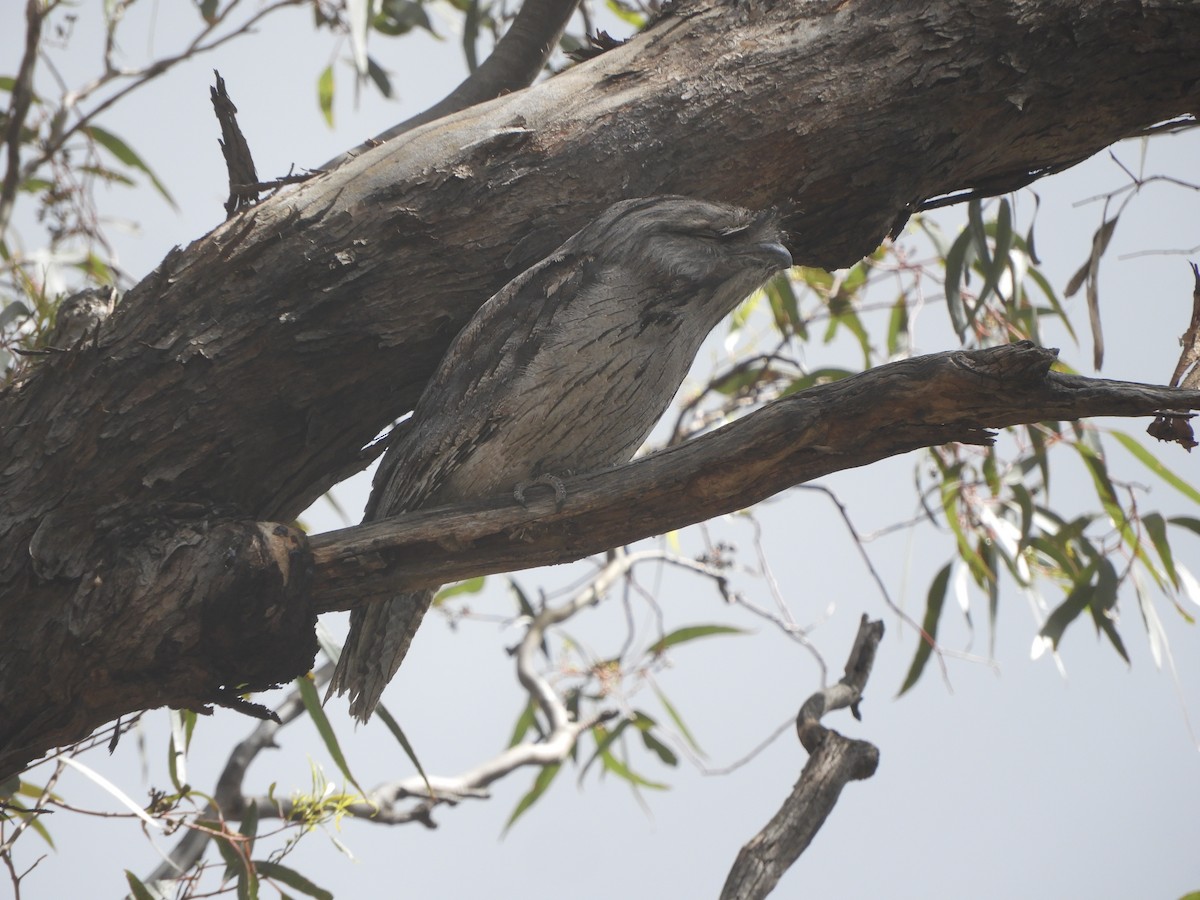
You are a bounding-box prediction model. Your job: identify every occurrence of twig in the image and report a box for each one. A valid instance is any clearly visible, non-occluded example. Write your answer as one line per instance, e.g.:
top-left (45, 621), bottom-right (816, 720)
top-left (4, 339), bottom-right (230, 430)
top-left (0, 0), bottom-right (55, 241)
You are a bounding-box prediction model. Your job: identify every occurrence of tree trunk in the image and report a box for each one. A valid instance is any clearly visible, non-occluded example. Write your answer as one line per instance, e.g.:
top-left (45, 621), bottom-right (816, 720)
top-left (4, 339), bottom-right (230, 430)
top-left (1, 0), bottom-right (1197, 778)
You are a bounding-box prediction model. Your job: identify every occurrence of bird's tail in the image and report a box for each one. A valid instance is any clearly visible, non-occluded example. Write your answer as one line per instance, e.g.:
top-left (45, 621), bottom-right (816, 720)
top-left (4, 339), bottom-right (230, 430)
top-left (327, 588), bottom-right (436, 723)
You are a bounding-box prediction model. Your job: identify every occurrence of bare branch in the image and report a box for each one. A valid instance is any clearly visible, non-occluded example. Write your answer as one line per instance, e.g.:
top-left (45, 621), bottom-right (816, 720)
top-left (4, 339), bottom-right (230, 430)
top-left (720, 615), bottom-right (884, 900)
top-left (311, 343), bottom-right (1200, 609)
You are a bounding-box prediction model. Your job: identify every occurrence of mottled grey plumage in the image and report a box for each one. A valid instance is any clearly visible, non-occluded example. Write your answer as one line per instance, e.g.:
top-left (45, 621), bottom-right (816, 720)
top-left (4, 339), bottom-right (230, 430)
top-left (329, 196), bottom-right (792, 721)
top-left (46, 286), bottom-right (117, 348)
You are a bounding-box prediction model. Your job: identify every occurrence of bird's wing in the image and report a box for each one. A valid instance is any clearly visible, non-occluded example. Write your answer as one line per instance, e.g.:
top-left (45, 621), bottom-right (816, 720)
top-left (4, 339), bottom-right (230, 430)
top-left (366, 246), bottom-right (592, 518)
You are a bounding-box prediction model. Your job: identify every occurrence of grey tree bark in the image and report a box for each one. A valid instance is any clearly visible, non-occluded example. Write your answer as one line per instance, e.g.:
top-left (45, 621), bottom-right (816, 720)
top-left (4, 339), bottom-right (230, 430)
top-left (2, 0), bottom-right (1199, 778)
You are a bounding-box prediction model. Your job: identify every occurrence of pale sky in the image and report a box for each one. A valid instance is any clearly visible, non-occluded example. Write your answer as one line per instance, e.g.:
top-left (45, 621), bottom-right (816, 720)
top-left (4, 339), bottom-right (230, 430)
top-left (5, 3), bottom-right (1199, 898)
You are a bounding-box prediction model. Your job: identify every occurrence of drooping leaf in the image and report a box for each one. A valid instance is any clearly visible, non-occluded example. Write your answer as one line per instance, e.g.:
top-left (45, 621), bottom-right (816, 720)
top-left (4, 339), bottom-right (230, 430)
top-left (899, 562), bottom-right (951, 695)
top-left (648, 624), bottom-right (746, 656)
top-left (197, 0), bottom-right (220, 23)
top-left (1087, 558), bottom-right (1128, 663)
top-left (886, 294), bottom-right (909, 357)
top-left (366, 56), bottom-right (393, 97)
top-left (503, 763), bottom-right (561, 834)
top-left (943, 227), bottom-right (972, 340)
top-left (85, 125), bottom-right (177, 208)
top-left (578, 719), bottom-right (631, 784)
top-left (374, 703), bottom-right (431, 797)
top-left (650, 682), bottom-right (705, 758)
top-left (978, 198), bottom-right (1013, 304)
top-left (124, 871), bottom-right (157, 900)
top-left (508, 697), bottom-right (544, 748)
top-left (599, 748), bottom-right (669, 790)
top-left (1142, 512), bottom-right (1179, 590)
top-left (1039, 562), bottom-right (1098, 649)
top-left (296, 675), bottom-right (366, 797)
top-left (636, 724), bottom-right (678, 767)
top-left (1110, 430), bottom-right (1200, 505)
top-left (317, 65), bottom-right (335, 128)
top-left (375, 0), bottom-right (436, 36)
top-left (781, 367), bottom-right (855, 395)
top-left (254, 861), bottom-right (334, 900)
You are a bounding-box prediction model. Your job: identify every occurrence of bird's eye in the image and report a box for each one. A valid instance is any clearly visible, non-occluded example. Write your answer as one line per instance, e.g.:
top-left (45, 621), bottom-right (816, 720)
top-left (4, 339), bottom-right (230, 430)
top-left (717, 223), bottom-right (750, 238)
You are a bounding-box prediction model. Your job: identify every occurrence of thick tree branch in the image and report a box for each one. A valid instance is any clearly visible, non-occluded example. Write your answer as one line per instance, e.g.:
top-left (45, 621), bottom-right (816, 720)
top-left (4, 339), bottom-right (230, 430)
top-left (310, 343), bottom-right (1200, 609)
top-left (720, 615), bottom-right (884, 900)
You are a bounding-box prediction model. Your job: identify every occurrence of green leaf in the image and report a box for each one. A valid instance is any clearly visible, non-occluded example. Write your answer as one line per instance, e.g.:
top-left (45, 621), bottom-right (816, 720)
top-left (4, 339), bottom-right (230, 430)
top-left (579, 720), bottom-right (631, 784)
top-left (433, 575), bottom-right (486, 606)
top-left (254, 861), bottom-right (333, 900)
top-left (211, 822), bottom-right (247, 882)
top-left (638, 726), bottom-right (678, 767)
top-left (296, 675), bottom-right (366, 796)
top-left (648, 624), bottom-right (746, 656)
top-left (1110, 430), bottom-right (1200, 505)
top-left (124, 871), bottom-right (157, 900)
top-left (1168, 516), bottom-right (1200, 539)
top-left (239, 799), bottom-right (259, 849)
top-left (373, 703), bottom-right (432, 797)
top-left (650, 682), bottom-right (705, 758)
top-left (599, 749), bottom-right (669, 790)
top-left (1087, 558), bottom-right (1128, 663)
top-left (899, 562), bottom-right (951, 695)
top-left (167, 709), bottom-right (191, 791)
top-left (1142, 513), bottom-right (1179, 589)
top-left (604, 0), bottom-right (646, 27)
top-left (317, 65), bottom-right (335, 128)
top-left (508, 697), bottom-right (544, 747)
top-left (886, 294), bottom-right (909, 357)
top-left (781, 367), bottom-right (855, 396)
top-left (977, 197), bottom-right (1013, 303)
top-left (1023, 192), bottom-right (1042, 263)
top-left (943, 228), bottom-right (972, 339)
top-left (967, 198), bottom-right (992, 273)
top-left (503, 763), bottom-right (561, 834)
top-left (198, 0), bottom-right (220, 23)
top-left (1026, 266), bottom-right (1076, 342)
top-left (375, 0), bottom-right (436, 35)
top-left (764, 272), bottom-right (804, 339)
top-left (937, 466), bottom-right (993, 585)
top-left (1040, 562), bottom-right (1097, 649)
top-left (366, 56), bottom-right (393, 97)
top-left (238, 864), bottom-right (258, 900)
top-left (85, 125), bottom-right (177, 209)
top-left (1076, 444), bottom-right (1165, 588)
top-left (0, 300), bottom-right (31, 330)
top-left (824, 302), bottom-right (872, 367)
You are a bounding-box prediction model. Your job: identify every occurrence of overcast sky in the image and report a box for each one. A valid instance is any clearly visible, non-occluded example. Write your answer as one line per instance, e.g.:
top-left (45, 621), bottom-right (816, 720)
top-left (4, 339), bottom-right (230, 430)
top-left (5, 3), bottom-right (1199, 899)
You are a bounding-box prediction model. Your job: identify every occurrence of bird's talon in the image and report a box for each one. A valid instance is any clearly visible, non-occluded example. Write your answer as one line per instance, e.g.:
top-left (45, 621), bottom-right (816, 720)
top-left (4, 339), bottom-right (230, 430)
top-left (513, 473), bottom-right (568, 509)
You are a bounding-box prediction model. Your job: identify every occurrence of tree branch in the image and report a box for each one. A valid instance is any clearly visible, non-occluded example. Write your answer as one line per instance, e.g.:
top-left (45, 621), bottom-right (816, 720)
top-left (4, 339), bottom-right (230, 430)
top-left (310, 343), bottom-right (1200, 610)
top-left (720, 614), bottom-right (884, 900)
top-left (0, 0), bottom-right (51, 240)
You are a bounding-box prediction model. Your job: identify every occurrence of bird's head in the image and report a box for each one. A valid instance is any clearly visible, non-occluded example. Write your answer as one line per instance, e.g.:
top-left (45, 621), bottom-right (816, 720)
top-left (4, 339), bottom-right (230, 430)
top-left (577, 196), bottom-right (793, 299)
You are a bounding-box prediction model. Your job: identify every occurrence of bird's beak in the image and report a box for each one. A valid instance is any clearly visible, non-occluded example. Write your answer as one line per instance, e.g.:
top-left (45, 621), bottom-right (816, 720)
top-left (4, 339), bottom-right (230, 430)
top-left (756, 241), bottom-right (793, 271)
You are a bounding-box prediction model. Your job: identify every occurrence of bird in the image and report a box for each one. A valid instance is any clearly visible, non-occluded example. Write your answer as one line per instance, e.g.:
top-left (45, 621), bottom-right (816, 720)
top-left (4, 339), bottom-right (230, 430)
top-left (45, 286), bottom-right (117, 349)
top-left (328, 195), bottom-right (793, 722)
